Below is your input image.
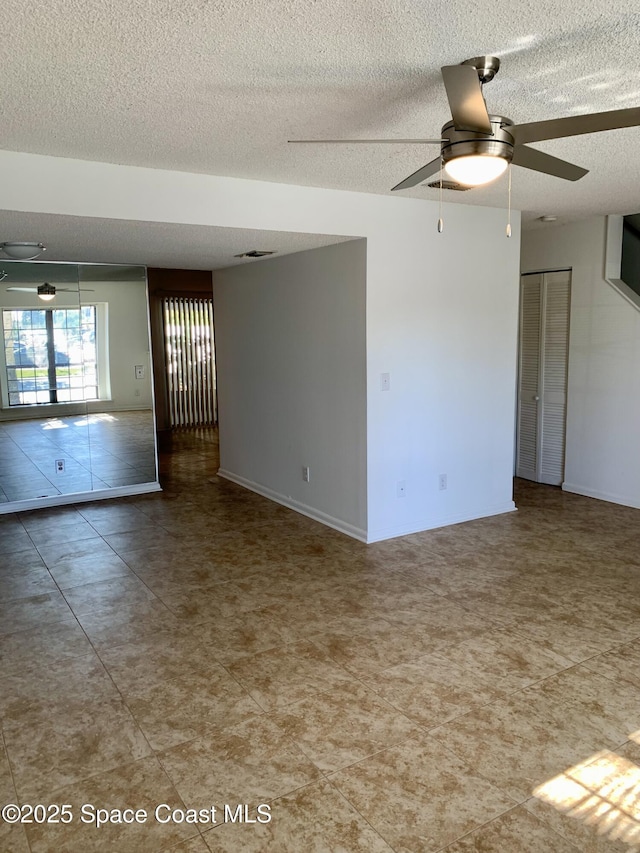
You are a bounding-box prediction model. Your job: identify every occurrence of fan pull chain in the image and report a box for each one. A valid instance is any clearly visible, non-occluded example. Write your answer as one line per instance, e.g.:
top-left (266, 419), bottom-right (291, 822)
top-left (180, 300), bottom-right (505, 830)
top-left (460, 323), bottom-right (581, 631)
top-left (506, 164), bottom-right (512, 238)
top-left (437, 155), bottom-right (444, 233)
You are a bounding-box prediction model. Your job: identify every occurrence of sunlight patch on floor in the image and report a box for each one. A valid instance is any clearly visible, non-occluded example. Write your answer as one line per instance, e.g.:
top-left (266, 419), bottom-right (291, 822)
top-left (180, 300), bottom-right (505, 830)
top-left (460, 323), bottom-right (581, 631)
top-left (534, 748), bottom-right (640, 847)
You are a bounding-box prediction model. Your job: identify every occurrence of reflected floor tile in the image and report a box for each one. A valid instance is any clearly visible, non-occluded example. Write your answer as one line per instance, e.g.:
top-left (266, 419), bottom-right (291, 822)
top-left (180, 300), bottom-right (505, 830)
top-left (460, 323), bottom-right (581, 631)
top-left (0, 528), bottom-right (35, 556)
top-left (24, 756), bottom-right (196, 853)
top-left (203, 779), bottom-right (394, 852)
top-left (271, 681), bottom-right (419, 773)
top-left (330, 733), bottom-right (515, 852)
top-left (227, 641), bottom-right (354, 711)
top-left (158, 716), bottom-right (320, 807)
top-left (440, 804), bottom-right (580, 852)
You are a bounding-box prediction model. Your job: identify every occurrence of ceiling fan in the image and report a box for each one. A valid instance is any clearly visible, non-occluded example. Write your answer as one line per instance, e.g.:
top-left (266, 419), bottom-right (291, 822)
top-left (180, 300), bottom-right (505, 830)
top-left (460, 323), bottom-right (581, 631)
top-left (6, 283), bottom-right (95, 302)
top-left (289, 55), bottom-right (640, 191)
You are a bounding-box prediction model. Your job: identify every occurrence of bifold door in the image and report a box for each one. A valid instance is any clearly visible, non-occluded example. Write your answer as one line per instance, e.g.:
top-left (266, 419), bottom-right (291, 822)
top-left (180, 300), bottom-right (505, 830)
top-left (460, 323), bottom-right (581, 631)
top-left (517, 270), bottom-right (571, 486)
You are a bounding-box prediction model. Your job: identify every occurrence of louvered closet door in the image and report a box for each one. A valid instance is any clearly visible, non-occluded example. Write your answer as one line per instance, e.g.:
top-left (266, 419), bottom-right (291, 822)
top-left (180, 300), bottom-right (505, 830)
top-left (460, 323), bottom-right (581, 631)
top-left (516, 270), bottom-right (571, 486)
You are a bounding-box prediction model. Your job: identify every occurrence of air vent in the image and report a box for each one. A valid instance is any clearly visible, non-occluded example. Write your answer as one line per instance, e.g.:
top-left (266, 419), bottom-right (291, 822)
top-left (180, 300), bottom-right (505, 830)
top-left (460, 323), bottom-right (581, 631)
top-left (425, 180), bottom-right (471, 191)
top-left (233, 250), bottom-right (277, 258)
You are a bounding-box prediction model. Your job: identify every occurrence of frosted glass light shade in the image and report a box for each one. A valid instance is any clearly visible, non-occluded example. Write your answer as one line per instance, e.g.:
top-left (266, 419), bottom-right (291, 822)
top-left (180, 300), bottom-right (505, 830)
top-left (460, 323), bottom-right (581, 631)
top-left (38, 293), bottom-right (55, 302)
top-left (444, 155), bottom-right (508, 186)
top-left (0, 242), bottom-right (46, 260)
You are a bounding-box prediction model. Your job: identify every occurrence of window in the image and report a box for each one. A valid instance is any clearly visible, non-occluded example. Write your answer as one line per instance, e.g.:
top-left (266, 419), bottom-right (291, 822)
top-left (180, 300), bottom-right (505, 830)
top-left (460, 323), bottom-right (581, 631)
top-left (2, 307), bottom-right (98, 406)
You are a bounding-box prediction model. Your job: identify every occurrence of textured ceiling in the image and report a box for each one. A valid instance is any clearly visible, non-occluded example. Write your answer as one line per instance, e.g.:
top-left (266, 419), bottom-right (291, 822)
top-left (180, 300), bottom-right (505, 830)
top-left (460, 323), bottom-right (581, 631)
top-left (1, 0), bottom-right (640, 233)
top-left (0, 210), bottom-right (355, 270)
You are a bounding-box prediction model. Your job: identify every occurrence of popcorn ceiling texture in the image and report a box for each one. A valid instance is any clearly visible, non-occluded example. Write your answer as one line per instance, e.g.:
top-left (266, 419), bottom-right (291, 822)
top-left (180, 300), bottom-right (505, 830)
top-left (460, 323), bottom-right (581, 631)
top-left (1, 0), bottom-right (639, 225)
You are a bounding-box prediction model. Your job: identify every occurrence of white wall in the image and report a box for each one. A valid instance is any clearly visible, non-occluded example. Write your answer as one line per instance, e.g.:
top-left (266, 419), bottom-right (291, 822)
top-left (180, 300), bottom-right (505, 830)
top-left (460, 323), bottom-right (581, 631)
top-left (214, 240), bottom-right (367, 538)
top-left (0, 149), bottom-right (521, 540)
top-left (521, 217), bottom-right (640, 509)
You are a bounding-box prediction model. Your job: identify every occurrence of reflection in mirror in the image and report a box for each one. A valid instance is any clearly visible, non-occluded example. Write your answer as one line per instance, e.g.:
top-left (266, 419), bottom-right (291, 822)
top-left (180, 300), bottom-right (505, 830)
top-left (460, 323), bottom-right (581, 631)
top-left (0, 260), bottom-right (159, 512)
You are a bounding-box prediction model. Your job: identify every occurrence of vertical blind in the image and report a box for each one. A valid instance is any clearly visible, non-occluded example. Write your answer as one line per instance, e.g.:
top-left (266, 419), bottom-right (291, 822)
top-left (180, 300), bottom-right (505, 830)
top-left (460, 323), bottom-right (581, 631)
top-left (163, 296), bottom-right (216, 427)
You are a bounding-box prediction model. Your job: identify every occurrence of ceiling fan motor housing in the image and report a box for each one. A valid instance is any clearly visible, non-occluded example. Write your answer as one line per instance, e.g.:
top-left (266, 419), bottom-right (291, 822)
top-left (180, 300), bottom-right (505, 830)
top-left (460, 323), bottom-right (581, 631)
top-left (441, 115), bottom-right (514, 168)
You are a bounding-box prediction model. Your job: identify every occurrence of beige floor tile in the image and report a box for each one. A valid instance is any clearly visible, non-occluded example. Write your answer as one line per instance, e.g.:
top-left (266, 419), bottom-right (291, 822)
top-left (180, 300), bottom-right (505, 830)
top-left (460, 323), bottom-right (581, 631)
top-left (47, 551), bottom-right (134, 589)
top-left (440, 805), bottom-right (581, 852)
top-left (62, 574), bottom-right (159, 616)
top-left (36, 536), bottom-right (116, 568)
top-left (363, 653), bottom-right (504, 728)
top-left (122, 665), bottom-right (264, 750)
top-left (526, 665), bottom-right (640, 746)
top-left (0, 566), bottom-right (58, 602)
top-left (227, 641), bottom-right (354, 711)
top-left (525, 744), bottom-right (640, 852)
top-left (4, 696), bottom-right (152, 800)
top-left (582, 639), bottom-right (640, 689)
top-left (24, 756), bottom-right (197, 852)
top-left (271, 681), bottom-right (419, 772)
top-left (74, 598), bottom-right (182, 649)
top-left (98, 633), bottom-right (223, 694)
top-left (0, 617), bottom-right (93, 678)
top-left (202, 779), bottom-right (394, 852)
top-left (0, 591), bottom-right (73, 636)
top-left (330, 733), bottom-right (516, 852)
top-left (168, 838), bottom-right (211, 853)
top-left (418, 626), bottom-right (576, 693)
top-left (430, 680), bottom-right (631, 802)
top-left (158, 716), bottom-right (321, 807)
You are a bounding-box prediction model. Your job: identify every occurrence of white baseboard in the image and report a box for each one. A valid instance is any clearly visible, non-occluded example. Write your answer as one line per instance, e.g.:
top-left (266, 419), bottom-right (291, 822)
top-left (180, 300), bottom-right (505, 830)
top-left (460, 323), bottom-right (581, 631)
top-left (0, 481), bottom-right (162, 515)
top-left (562, 482), bottom-right (640, 510)
top-left (366, 501), bottom-right (517, 543)
top-left (217, 469), bottom-right (368, 542)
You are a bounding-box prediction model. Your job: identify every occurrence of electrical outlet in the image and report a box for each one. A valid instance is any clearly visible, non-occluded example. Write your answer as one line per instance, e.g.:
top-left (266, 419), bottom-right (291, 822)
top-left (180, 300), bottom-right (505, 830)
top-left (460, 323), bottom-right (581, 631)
top-left (302, 466), bottom-right (310, 483)
top-left (55, 459), bottom-right (65, 473)
top-left (397, 480), bottom-right (406, 498)
top-left (134, 365), bottom-right (145, 379)
top-left (439, 473), bottom-right (447, 491)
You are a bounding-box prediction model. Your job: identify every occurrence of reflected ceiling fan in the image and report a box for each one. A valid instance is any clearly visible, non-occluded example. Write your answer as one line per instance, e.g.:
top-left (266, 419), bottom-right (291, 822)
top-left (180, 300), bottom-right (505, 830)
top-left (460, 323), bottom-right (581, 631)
top-left (6, 283), bottom-right (95, 302)
top-left (290, 55), bottom-right (640, 190)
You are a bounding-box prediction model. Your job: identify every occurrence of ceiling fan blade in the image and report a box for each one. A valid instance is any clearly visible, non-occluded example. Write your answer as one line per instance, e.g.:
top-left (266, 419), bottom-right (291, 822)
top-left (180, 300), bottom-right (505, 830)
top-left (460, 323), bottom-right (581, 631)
top-left (512, 145), bottom-right (588, 181)
top-left (391, 157), bottom-right (442, 192)
top-left (512, 106), bottom-right (640, 145)
top-left (288, 138), bottom-right (444, 144)
top-left (59, 287), bottom-right (96, 292)
top-left (441, 65), bottom-right (492, 134)
top-left (6, 286), bottom-right (37, 292)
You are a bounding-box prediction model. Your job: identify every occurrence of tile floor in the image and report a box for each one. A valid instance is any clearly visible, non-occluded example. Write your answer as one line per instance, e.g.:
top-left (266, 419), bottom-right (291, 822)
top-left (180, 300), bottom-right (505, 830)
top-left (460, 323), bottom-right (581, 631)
top-left (0, 410), bottom-right (156, 502)
top-left (0, 427), bottom-right (639, 852)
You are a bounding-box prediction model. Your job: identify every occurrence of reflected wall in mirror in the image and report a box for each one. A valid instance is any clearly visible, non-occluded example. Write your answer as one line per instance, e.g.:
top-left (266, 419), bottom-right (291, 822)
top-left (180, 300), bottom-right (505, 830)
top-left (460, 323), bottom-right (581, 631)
top-left (0, 260), bottom-right (159, 512)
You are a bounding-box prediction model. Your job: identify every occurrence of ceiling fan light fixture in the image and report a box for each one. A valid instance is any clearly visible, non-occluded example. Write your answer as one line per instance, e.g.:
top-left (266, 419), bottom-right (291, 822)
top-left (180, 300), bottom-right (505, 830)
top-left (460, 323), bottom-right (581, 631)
top-left (37, 283), bottom-right (56, 301)
top-left (444, 154), bottom-right (509, 186)
top-left (0, 242), bottom-right (47, 260)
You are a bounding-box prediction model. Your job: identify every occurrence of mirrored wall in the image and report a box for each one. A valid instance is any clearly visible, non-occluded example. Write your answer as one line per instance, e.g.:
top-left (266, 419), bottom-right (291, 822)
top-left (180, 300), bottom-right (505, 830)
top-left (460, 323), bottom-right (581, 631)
top-left (0, 260), bottom-right (159, 512)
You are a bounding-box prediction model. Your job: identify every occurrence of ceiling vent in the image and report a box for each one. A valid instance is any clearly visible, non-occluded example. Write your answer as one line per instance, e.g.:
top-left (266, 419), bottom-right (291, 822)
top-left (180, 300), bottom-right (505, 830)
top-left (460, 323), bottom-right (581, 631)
top-left (425, 180), bottom-right (471, 191)
top-left (233, 250), bottom-right (277, 258)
